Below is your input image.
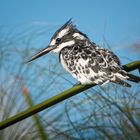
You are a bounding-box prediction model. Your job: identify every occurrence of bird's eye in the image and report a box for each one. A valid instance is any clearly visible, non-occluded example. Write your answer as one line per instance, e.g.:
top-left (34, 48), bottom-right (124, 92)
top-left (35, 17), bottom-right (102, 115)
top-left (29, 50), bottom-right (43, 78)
top-left (56, 38), bottom-right (61, 44)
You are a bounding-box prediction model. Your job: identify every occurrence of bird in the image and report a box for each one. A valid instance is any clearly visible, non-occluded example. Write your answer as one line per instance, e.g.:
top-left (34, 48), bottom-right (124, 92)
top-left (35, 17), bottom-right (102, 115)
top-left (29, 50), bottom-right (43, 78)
top-left (26, 19), bottom-right (140, 87)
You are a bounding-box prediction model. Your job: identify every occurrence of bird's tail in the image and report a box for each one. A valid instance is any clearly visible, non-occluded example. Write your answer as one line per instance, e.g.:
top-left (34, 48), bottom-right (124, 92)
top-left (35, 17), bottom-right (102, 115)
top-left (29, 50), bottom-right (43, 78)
top-left (112, 77), bottom-right (132, 87)
top-left (127, 74), bottom-right (140, 83)
top-left (112, 72), bottom-right (140, 87)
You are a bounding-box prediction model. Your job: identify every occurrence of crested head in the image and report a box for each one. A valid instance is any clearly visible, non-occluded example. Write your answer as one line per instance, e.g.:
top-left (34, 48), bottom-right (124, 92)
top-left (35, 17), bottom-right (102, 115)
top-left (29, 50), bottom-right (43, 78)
top-left (49, 19), bottom-right (88, 53)
top-left (26, 19), bottom-right (89, 63)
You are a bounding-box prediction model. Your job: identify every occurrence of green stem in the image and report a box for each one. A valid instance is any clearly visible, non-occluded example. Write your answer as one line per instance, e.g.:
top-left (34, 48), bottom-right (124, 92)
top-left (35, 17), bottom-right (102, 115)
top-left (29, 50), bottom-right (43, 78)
top-left (122, 60), bottom-right (140, 72)
top-left (0, 61), bottom-right (140, 130)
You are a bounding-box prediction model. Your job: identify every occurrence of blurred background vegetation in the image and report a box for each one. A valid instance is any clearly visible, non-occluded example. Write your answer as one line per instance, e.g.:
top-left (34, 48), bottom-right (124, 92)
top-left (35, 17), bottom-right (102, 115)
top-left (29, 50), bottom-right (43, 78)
top-left (0, 24), bottom-right (140, 140)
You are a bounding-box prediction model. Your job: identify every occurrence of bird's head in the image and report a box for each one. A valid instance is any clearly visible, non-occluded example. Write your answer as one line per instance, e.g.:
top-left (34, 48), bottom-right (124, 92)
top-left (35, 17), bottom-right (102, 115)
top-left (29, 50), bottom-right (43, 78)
top-left (26, 19), bottom-right (88, 63)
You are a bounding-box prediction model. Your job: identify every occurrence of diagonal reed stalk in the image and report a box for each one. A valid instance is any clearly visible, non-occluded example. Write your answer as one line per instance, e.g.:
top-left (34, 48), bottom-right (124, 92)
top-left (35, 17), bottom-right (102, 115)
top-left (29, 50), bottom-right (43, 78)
top-left (22, 85), bottom-right (48, 140)
top-left (0, 61), bottom-right (140, 130)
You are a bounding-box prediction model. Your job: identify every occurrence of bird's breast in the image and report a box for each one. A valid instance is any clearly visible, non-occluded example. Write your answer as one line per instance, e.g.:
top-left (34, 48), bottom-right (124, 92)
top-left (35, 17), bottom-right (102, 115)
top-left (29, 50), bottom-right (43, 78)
top-left (59, 48), bottom-right (95, 84)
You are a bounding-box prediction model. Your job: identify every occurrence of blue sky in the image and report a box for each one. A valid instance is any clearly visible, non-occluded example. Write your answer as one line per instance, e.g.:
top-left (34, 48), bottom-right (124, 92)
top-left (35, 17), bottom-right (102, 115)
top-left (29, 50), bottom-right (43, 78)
top-left (0, 1), bottom-right (140, 133)
top-left (0, 0), bottom-right (140, 62)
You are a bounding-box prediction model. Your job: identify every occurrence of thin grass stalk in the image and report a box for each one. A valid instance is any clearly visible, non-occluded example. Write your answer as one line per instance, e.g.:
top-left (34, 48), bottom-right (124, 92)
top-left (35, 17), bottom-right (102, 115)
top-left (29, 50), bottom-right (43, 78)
top-left (0, 61), bottom-right (140, 130)
top-left (22, 86), bottom-right (48, 140)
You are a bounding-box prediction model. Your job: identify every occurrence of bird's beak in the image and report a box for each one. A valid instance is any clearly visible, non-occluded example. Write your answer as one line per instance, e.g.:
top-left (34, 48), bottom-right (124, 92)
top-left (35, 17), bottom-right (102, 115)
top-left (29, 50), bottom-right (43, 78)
top-left (26, 45), bottom-right (55, 63)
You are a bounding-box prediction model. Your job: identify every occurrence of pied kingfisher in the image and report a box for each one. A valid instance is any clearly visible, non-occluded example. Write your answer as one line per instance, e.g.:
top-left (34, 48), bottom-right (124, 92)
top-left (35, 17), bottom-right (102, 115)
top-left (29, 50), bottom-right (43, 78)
top-left (26, 19), bottom-right (140, 87)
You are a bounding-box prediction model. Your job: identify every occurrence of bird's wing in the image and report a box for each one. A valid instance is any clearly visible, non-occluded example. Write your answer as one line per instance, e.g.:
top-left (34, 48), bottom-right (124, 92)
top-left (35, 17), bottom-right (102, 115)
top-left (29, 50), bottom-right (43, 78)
top-left (95, 48), bottom-right (121, 66)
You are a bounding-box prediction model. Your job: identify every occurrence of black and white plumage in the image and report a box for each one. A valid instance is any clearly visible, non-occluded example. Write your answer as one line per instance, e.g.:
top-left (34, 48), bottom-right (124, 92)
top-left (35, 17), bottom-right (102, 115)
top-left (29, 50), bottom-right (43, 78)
top-left (27, 19), bottom-right (140, 87)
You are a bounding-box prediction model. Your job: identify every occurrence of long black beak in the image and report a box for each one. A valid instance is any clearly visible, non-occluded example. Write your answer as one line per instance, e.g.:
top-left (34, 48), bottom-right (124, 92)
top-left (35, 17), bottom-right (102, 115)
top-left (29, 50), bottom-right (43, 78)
top-left (25, 45), bottom-right (55, 63)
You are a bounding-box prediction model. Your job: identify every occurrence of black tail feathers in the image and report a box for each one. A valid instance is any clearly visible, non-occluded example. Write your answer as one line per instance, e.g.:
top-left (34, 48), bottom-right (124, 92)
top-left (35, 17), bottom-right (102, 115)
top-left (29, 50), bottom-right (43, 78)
top-left (112, 77), bottom-right (132, 87)
top-left (127, 74), bottom-right (140, 83)
top-left (112, 73), bottom-right (140, 88)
